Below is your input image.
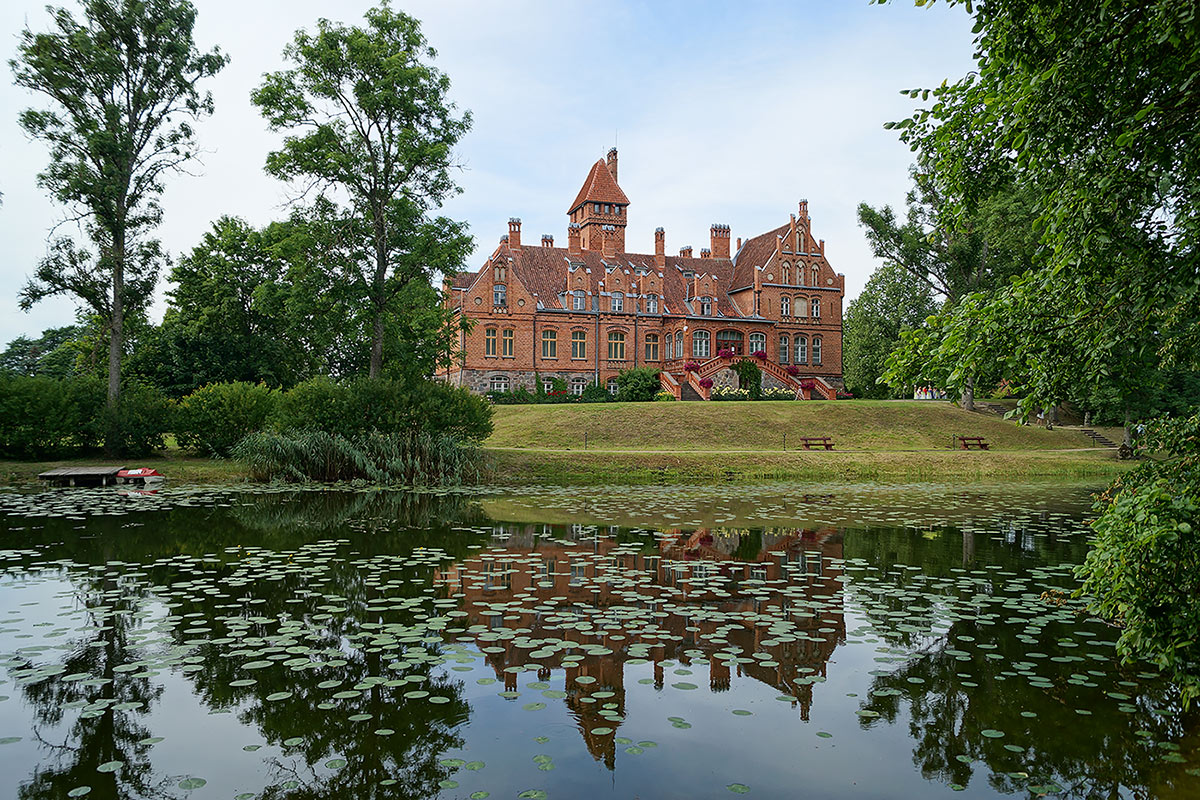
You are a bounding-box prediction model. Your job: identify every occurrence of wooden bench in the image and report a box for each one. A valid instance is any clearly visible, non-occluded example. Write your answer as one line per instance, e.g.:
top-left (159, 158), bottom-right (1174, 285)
top-left (956, 435), bottom-right (990, 450)
top-left (799, 436), bottom-right (834, 450)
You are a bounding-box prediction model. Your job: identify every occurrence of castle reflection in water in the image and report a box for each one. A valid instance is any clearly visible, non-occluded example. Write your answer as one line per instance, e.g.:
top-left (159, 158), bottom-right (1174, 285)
top-left (436, 522), bottom-right (845, 768)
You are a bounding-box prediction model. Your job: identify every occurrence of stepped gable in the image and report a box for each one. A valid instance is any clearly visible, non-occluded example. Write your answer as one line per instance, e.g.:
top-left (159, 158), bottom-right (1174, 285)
top-left (568, 158), bottom-right (631, 212)
top-left (730, 223), bottom-right (789, 290)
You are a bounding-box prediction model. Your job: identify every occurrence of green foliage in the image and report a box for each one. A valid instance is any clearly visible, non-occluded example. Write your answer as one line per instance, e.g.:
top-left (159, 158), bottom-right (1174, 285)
top-left (12, 0), bottom-right (227, 413)
top-left (273, 377), bottom-right (492, 444)
top-left (102, 380), bottom-right (172, 457)
top-left (1077, 412), bottom-right (1200, 704)
top-left (844, 261), bottom-right (938, 398)
top-left (232, 429), bottom-right (485, 486)
top-left (0, 326), bottom-right (84, 379)
top-left (0, 375), bottom-right (100, 459)
top-left (251, 4), bottom-right (472, 378)
top-left (729, 360), bottom-right (763, 400)
top-left (580, 383), bottom-right (611, 404)
top-left (616, 367), bottom-right (661, 403)
top-left (877, 0), bottom-right (1200, 429)
top-left (176, 382), bottom-right (277, 457)
top-left (654, 390), bottom-right (676, 402)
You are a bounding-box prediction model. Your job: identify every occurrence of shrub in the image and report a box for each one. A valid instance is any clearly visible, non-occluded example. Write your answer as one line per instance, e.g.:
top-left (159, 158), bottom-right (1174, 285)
top-left (730, 359), bottom-right (763, 399)
top-left (274, 376), bottom-right (354, 435)
top-left (616, 367), bottom-right (661, 402)
top-left (232, 429), bottom-right (486, 486)
top-left (654, 390), bottom-right (676, 401)
top-left (103, 381), bottom-right (172, 457)
top-left (0, 374), bottom-right (99, 459)
top-left (543, 389), bottom-right (577, 404)
top-left (580, 383), bottom-right (610, 403)
top-left (176, 382), bottom-right (276, 456)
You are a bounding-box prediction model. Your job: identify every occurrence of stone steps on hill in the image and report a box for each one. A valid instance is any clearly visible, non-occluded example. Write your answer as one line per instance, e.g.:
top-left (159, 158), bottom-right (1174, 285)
top-left (680, 383), bottom-right (704, 401)
top-left (1078, 428), bottom-right (1120, 448)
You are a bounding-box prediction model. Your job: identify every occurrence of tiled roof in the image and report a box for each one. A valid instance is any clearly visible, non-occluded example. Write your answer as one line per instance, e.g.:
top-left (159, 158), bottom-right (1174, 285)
top-left (730, 223), bottom-right (789, 290)
top-left (568, 159), bottom-right (630, 212)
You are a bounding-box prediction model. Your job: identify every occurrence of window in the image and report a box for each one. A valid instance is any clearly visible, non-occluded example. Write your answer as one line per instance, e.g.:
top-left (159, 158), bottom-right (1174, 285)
top-left (571, 377), bottom-right (587, 395)
top-left (716, 330), bottom-right (743, 354)
top-left (607, 331), bottom-right (626, 361)
top-left (699, 296), bottom-right (713, 316)
top-left (779, 334), bottom-right (790, 364)
top-left (750, 332), bottom-right (766, 354)
top-left (782, 263), bottom-right (790, 284)
top-left (611, 292), bottom-right (624, 312)
top-left (813, 336), bottom-right (822, 365)
top-left (692, 330), bottom-right (711, 358)
top-left (645, 333), bottom-right (660, 362)
top-left (543, 379), bottom-right (554, 393)
top-left (594, 203), bottom-right (601, 214)
top-left (501, 329), bottom-right (514, 357)
top-left (795, 296), bottom-right (808, 317)
top-left (495, 264), bottom-right (507, 282)
top-left (812, 298), bottom-right (820, 318)
top-left (795, 335), bottom-right (808, 364)
top-left (489, 375), bottom-right (509, 392)
top-left (646, 294), bottom-right (658, 314)
top-left (811, 266), bottom-right (819, 285)
top-left (493, 284), bottom-right (507, 307)
top-left (675, 331), bottom-right (684, 359)
top-left (572, 289), bottom-right (585, 311)
top-left (781, 296), bottom-right (791, 317)
top-left (541, 329), bottom-right (557, 359)
top-left (571, 330), bottom-right (587, 359)
top-left (607, 378), bottom-right (619, 395)
top-left (484, 327), bottom-right (497, 357)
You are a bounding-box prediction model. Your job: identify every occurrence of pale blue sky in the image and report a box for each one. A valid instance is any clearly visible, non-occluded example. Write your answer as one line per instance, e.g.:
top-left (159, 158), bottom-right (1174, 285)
top-left (0, 0), bottom-right (976, 346)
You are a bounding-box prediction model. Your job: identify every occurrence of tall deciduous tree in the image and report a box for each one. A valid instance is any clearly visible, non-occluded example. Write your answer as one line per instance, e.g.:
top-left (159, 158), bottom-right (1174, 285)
top-left (251, 3), bottom-right (473, 379)
top-left (842, 261), bottom-right (938, 399)
top-left (11, 0), bottom-right (227, 420)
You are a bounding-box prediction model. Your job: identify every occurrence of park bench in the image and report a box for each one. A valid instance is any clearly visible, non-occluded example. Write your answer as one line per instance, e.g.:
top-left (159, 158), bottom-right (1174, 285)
top-left (799, 436), bottom-right (834, 450)
top-left (956, 435), bottom-right (990, 450)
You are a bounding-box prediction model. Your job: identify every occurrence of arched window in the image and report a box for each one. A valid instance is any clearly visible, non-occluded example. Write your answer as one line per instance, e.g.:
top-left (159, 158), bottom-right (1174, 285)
top-left (607, 331), bottom-right (626, 361)
top-left (716, 330), bottom-right (744, 355)
top-left (779, 334), bottom-right (790, 364)
top-left (611, 292), bottom-right (624, 312)
top-left (571, 330), bottom-right (587, 359)
top-left (484, 327), bottom-right (497, 357)
top-left (501, 329), bottom-right (514, 357)
top-left (541, 329), bottom-right (557, 359)
top-left (795, 297), bottom-right (808, 317)
top-left (782, 262), bottom-right (790, 284)
top-left (781, 296), bottom-right (791, 317)
top-left (607, 377), bottom-right (619, 395)
top-left (572, 289), bottom-right (585, 311)
top-left (495, 264), bottom-right (507, 282)
top-left (645, 333), bottom-right (660, 362)
top-left (665, 332), bottom-right (673, 360)
top-left (571, 377), bottom-right (587, 395)
top-left (811, 266), bottom-right (819, 285)
top-left (675, 331), bottom-right (684, 359)
top-left (493, 284), bottom-right (507, 307)
top-left (811, 298), bottom-right (820, 318)
top-left (692, 330), bottom-right (711, 358)
top-left (795, 335), bottom-right (808, 364)
top-left (699, 296), bottom-right (713, 316)
top-left (489, 375), bottom-right (509, 393)
top-left (749, 332), bottom-right (766, 354)
top-left (812, 336), bottom-right (822, 365)
top-left (646, 294), bottom-right (659, 314)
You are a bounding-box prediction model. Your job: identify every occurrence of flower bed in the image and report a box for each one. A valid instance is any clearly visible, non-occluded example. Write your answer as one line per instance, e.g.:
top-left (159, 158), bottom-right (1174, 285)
top-left (716, 348), bottom-right (736, 359)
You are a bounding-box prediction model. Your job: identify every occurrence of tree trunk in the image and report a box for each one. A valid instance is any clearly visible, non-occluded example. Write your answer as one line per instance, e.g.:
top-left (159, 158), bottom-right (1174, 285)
top-left (1044, 404), bottom-right (1057, 430)
top-left (961, 374), bottom-right (975, 412)
top-left (369, 311), bottom-right (385, 379)
top-left (105, 230), bottom-right (125, 455)
top-left (368, 216), bottom-right (388, 379)
top-left (1123, 406), bottom-right (1134, 447)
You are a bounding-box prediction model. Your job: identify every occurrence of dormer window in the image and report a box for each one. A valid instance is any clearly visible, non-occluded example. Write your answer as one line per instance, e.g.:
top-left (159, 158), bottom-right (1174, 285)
top-left (611, 292), bottom-right (624, 312)
top-left (646, 294), bottom-right (659, 314)
top-left (700, 297), bottom-right (713, 316)
top-left (683, 271), bottom-right (694, 280)
top-left (572, 289), bottom-right (585, 311)
top-left (493, 284), bottom-right (507, 307)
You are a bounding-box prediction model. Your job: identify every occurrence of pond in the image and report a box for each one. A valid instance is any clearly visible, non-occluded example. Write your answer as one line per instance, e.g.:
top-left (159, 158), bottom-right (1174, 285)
top-left (0, 483), bottom-right (1196, 799)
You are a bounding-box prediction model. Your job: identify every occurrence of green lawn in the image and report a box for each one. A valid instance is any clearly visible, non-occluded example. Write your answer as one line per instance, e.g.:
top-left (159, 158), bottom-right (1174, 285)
top-left (486, 399), bottom-right (1113, 452)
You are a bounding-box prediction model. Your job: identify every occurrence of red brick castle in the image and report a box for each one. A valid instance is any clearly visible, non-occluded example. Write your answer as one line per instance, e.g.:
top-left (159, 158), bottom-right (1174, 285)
top-left (442, 149), bottom-right (844, 399)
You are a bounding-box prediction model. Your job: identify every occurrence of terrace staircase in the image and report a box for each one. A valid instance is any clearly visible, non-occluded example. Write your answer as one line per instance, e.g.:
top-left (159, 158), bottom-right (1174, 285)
top-left (680, 382), bottom-right (704, 401)
top-left (660, 355), bottom-right (838, 401)
top-left (1078, 428), bottom-right (1120, 449)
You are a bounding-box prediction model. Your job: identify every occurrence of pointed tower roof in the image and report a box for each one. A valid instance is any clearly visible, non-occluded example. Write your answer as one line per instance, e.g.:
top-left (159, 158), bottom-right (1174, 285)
top-left (568, 158), bottom-right (630, 213)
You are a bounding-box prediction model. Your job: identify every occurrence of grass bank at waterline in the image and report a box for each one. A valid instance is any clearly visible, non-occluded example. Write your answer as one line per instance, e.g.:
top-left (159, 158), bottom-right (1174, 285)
top-left (487, 399), bottom-right (1120, 452)
top-left (486, 447), bottom-right (1129, 485)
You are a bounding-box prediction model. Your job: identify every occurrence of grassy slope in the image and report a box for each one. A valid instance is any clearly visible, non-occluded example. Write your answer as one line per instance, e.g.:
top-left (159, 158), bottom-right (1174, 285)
top-left (486, 399), bottom-right (1111, 452)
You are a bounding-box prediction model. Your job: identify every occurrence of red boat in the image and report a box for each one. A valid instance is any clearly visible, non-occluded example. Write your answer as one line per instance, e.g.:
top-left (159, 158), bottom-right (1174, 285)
top-left (117, 468), bottom-right (164, 485)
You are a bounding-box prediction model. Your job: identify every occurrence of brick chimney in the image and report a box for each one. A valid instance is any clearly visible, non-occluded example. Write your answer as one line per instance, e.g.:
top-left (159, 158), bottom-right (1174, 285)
top-left (601, 225), bottom-right (617, 259)
top-left (710, 223), bottom-right (730, 258)
top-left (679, 245), bottom-right (693, 258)
top-left (700, 248), bottom-right (711, 259)
top-left (541, 234), bottom-right (554, 248)
top-left (606, 147), bottom-right (618, 183)
top-left (736, 237), bottom-right (742, 251)
top-left (568, 222), bottom-right (581, 256)
top-left (508, 217), bottom-right (522, 249)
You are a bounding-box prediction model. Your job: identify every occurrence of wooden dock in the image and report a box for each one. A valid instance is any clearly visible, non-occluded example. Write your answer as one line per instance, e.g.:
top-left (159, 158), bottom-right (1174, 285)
top-left (38, 466), bottom-right (125, 487)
